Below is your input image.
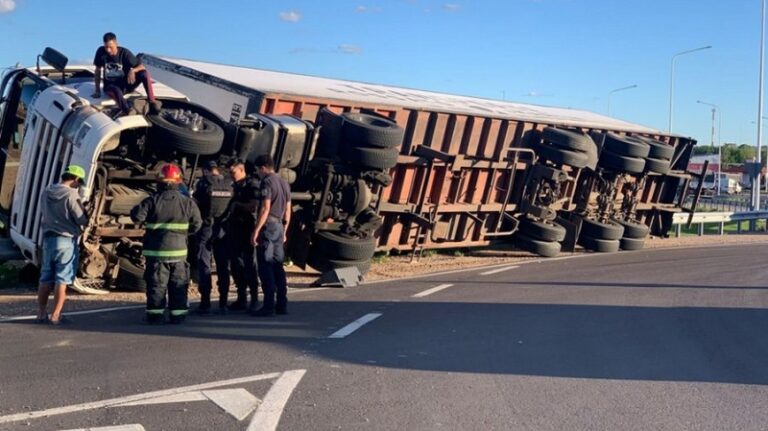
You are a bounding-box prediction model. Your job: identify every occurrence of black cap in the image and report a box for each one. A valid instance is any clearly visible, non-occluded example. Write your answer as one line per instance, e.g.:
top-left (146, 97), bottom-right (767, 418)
top-left (204, 160), bottom-right (218, 171)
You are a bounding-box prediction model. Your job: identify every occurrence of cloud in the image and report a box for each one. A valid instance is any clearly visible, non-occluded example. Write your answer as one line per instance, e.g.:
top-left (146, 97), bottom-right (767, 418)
top-left (522, 91), bottom-right (554, 97)
top-left (279, 10), bottom-right (302, 22)
top-left (443, 3), bottom-right (461, 11)
top-left (338, 44), bottom-right (362, 54)
top-left (355, 5), bottom-right (383, 13)
top-left (0, 0), bottom-right (16, 14)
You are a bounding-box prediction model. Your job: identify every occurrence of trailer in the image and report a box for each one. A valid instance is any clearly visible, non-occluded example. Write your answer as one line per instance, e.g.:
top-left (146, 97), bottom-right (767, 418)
top-left (0, 48), bottom-right (701, 293)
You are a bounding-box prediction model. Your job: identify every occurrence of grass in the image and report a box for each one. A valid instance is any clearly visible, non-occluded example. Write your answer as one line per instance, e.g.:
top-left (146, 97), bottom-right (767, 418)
top-left (371, 251), bottom-right (390, 264)
top-left (678, 219), bottom-right (767, 236)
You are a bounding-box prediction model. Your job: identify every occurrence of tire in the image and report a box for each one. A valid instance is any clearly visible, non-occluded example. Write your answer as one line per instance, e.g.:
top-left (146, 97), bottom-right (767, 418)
top-left (115, 256), bottom-right (146, 292)
top-left (598, 151), bottom-right (645, 174)
top-left (342, 112), bottom-right (404, 149)
top-left (619, 237), bottom-right (645, 251)
top-left (639, 137), bottom-right (674, 160)
top-left (308, 255), bottom-right (372, 275)
top-left (603, 133), bottom-right (651, 158)
top-left (314, 231), bottom-right (377, 261)
top-left (542, 127), bottom-right (595, 153)
top-left (644, 157), bottom-right (671, 175)
top-left (579, 235), bottom-right (620, 253)
top-left (344, 146), bottom-right (399, 170)
top-left (612, 218), bottom-right (649, 239)
top-left (147, 110), bottom-right (224, 155)
top-left (518, 218), bottom-right (566, 242)
top-left (535, 142), bottom-right (590, 168)
top-left (515, 233), bottom-right (561, 257)
top-left (580, 218), bottom-right (624, 241)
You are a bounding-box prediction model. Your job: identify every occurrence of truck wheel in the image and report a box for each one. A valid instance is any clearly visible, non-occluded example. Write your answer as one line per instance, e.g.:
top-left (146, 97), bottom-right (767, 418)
top-left (308, 255), bottom-right (372, 275)
top-left (612, 218), bottom-right (649, 239)
top-left (519, 218), bottom-right (566, 242)
top-left (644, 157), bottom-right (671, 175)
top-left (314, 231), bottom-right (377, 261)
top-left (342, 112), bottom-right (404, 149)
top-left (598, 151), bottom-right (645, 174)
top-left (148, 109), bottom-right (224, 155)
top-left (580, 218), bottom-right (624, 241)
top-left (542, 127), bottom-right (596, 153)
top-left (640, 137), bottom-right (674, 160)
top-left (579, 235), bottom-right (620, 253)
top-left (515, 233), bottom-right (561, 257)
top-left (603, 134), bottom-right (651, 158)
top-left (619, 237), bottom-right (645, 251)
top-left (115, 256), bottom-right (147, 292)
top-left (535, 142), bottom-right (590, 168)
top-left (345, 146), bottom-right (399, 170)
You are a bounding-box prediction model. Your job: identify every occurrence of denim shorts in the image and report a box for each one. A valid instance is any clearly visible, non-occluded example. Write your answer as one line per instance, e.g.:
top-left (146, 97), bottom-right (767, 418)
top-left (39, 235), bottom-right (78, 285)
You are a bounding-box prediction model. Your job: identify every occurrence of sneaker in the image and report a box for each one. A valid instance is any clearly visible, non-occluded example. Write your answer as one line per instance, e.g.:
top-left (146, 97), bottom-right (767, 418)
top-left (149, 100), bottom-right (163, 115)
top-left (251, 307), bottom-right (275, 317)
top-left (49, 315), bottom-right (72, 325)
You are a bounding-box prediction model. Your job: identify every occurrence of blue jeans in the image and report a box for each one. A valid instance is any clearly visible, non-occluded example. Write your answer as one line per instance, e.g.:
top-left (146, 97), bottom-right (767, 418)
top-left (39, 235), bottom-right (78, 285)
top-left (257, 221), bottom-right (287, 312)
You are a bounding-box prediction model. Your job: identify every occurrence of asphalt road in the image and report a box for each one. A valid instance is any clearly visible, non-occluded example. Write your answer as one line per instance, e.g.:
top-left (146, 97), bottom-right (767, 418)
top-left (1, 243), bottom-right (768, 431)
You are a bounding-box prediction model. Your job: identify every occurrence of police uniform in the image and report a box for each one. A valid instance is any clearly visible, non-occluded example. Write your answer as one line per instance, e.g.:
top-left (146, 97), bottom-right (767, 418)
top-left (254, 171), bottom-right (291, 316)
top-left (192, 169), bottom-right (233, 313)
top-left (226, 176), bottom-right (261, 311)
top-left (131, 181), bottom-right (202, 324)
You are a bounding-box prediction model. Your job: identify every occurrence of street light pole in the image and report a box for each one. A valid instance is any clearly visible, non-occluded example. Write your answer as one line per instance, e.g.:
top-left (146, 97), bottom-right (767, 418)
top-left (755, 0), bottom-right (766, 212)
top-left (669, 45), bottom-right (712, 133)
top-left (607, 84), bottom-right (638, 116)
top-left (697, 100), bottom-right (721, 194)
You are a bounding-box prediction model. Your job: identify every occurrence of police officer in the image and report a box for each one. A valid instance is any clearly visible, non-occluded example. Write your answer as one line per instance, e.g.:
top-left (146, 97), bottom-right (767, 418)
top-left (192, 161), bottom-right (233, 315)
top-left (225, 159), bottom-right (261, 313)
top-left (251, 155), bottom-right (291, 317)
top-left (131, 163), bottom-right (202, 324)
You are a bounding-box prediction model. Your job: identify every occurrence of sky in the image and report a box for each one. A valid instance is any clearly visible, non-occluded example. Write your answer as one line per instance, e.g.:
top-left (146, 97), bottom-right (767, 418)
top-left (0, 0), bottom-right (766, 147)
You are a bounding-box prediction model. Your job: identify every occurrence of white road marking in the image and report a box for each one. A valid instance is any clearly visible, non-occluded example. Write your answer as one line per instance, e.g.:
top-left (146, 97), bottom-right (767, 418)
top-left (248, 369), bottom-right (307, 431)
top-left (480, 265), bottom-right (519, 275)
top-left (412, 283), bottom-right (454, 298)
top-left (59, 425), bottom-right (146, 431)
top-left (113, 392), bottom-right (207, 406)
top-left (0, 371), bottom-right (284, 424)
top-left (203, 389), bottom-right (261, 421)
top-left (328, 313), bottom-right (382, 338)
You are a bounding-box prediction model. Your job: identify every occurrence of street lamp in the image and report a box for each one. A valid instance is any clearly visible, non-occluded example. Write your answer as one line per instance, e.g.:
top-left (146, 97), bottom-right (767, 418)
top-left (607, 84), bottom-right (638, 116)
top-left (755, 0), bottom-right (766, 212)
top-left (668, 45), bottom-right (712, 133)
top-left (696, 100), bottom-right (721, 195)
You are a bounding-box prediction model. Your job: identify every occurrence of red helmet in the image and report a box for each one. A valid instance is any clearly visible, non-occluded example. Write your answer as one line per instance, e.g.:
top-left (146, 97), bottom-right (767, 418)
top-left (158, 163), bottom-right (183, 183)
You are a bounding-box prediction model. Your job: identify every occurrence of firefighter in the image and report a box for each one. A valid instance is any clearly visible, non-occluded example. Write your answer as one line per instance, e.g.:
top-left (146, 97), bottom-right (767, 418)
top-left (131, 163), bottom-right (202, 324)
top-left (192, 161), bottom-right (233, 314)
top-left (223, 159), bottom-right (261, 312)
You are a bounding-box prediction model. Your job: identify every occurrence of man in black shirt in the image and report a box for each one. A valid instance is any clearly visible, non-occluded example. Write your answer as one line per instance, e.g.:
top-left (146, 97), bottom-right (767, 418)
top-left (92, 32), bottom-right (159, 115)
top-left (251, 155), bottom-right (291, 317)
top-left (225, 159), bottom-right (261, 312)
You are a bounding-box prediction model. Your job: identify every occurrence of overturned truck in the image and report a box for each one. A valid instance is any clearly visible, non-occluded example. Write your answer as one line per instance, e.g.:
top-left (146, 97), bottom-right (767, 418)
top-left (0, 48), bottom-right (699, 292)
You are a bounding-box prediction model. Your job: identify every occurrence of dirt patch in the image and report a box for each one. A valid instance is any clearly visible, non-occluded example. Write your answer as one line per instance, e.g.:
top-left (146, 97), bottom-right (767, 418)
top-left (2, 233), bottom-right (767, 319)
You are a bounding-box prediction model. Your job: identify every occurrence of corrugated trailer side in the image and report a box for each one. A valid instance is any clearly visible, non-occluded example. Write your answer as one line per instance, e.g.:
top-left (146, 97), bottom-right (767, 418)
top-left (258, 94), bottom-right (695, 251)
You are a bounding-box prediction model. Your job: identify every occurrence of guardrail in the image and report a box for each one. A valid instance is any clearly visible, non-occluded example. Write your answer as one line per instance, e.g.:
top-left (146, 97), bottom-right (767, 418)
top-left (671, 211), bottom-right (768, 236)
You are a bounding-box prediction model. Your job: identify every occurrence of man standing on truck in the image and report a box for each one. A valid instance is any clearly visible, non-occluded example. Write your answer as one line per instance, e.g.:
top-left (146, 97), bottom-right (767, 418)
top-left (131, 163), bottom-right (202, 324)
top-left (91, 32), bottom-right (160, 116)
top-left (192, 161), bottom-right (233, 315)
top-left (225, 159), bottom-right (261, 313)
top-left (36, 165), bottom-right (89, 325)
top-left (250, 155), bottom-right (291, 317)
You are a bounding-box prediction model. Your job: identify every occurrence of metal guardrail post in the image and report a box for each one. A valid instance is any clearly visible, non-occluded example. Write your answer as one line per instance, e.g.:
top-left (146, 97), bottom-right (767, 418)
top-left (676, 224), bottom-right (681, 237)
top-left (698, 223), bottom-right (704, 236)
top-left (718, 222), bottom-right (724, 235)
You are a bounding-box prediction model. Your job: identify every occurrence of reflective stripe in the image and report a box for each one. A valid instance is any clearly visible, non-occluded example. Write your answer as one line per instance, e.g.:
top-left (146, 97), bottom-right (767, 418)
top-left (170, 309), bottom-right (189, 316)
top-left (142, 249), bottom-right (188, 258)
top-left (146, 309), bottom-right (165, 315)
top-left (145, 222), bottom-right (190, 230)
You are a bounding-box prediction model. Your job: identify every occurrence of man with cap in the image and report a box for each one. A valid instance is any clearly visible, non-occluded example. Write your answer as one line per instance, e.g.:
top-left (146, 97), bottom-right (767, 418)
top-left (131, 163), bottom-right (202, 324)
top-left (36, 165), bottom-right (89, 325)
top-left (192, 161), bottom-right (233, 314)
top-left (224, 159), bottom-right (261, 313)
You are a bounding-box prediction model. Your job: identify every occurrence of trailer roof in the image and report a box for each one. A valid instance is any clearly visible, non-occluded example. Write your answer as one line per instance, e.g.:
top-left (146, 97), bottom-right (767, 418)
top-left (156, 56), bottom-right (669, 136)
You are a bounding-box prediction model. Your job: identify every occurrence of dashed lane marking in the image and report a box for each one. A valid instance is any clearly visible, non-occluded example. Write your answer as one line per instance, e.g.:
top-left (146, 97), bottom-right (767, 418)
top-left (60, 425), bottom-right (146, 431)
top-left (412, 284), bottom-right (454, 298)
top-left (480, 265), bottom-right (519, 275)
top-left (328, 313), bottom-right (382, 338)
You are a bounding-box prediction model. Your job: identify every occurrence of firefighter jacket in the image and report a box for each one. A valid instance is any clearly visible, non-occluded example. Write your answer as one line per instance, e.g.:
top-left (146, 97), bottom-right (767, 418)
top-left (131, 184), bottom-right (202, 261)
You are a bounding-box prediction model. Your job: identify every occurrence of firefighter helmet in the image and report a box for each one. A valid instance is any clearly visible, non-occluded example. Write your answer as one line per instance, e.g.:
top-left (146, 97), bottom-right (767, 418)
top-left (158, 163), bottom-right (183, 183)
